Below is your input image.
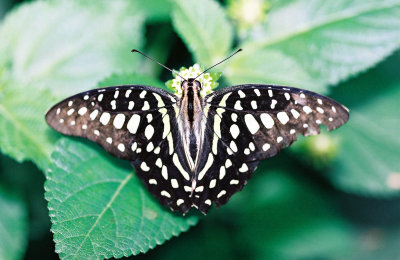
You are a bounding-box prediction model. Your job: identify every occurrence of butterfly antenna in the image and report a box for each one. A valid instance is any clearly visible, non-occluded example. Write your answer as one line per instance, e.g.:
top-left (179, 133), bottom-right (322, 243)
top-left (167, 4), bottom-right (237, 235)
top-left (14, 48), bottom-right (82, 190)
top-left (131, 49), bottom-right (187, 81)
top-left (194, 49), bottom-right (242, 80)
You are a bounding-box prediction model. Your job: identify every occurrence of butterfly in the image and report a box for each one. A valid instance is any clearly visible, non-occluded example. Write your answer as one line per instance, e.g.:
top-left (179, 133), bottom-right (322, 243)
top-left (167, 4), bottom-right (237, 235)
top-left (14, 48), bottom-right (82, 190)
top-left (45, 49), bottom-right (349, 214)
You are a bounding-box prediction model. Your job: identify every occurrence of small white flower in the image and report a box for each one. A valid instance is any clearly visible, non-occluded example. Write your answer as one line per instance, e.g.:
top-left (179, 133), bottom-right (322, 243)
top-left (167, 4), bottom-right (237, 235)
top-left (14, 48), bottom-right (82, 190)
top-left (171, 64), bottom-right (215, 97)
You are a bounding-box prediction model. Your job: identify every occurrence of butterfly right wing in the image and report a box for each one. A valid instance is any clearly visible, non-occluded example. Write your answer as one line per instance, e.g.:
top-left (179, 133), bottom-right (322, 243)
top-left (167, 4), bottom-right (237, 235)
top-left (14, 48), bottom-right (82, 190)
top-left (45, 85), bottom-right (194, 213)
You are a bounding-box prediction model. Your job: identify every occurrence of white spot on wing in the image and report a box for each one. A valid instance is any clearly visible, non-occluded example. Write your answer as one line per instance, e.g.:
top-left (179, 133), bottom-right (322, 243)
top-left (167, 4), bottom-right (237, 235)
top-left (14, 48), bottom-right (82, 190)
top-left (277, 112), bottom-right (289, 125)
top-left (127, 115), bottom-right (140, 134)
top-left (78, 107), bottom-right (87, 116)
top-left (260, 113), bottom-right (274, 129)
top-left (99, 113), bottom-right (111, 125)
top-left (271, 99), bottom-right (277, 109)
top-left (140, 90), bottom-right (147, 99)
top-left (291, 109), bottom-right (300, 119)
top-left (238, 90), bottom-right (246, 98)
top-left (225, 159), bottom-right (232, 168)
top-left (117, 143), bottom-right (125, 152)
top-left (230, 124), bottom-right (240, 139)
top-left (145, 125), bottom-right (154, 140)
top-left (217, 190), bottom-right (226, 198)
top-left (140, 162), bottom-right (150, 171)
top-left (219, 166), bottom-right (226, 179)
top-left (230, 141), bottom-right (238, 153)
top-left (244, 114), bottom-right (260, 134)
top-left (239, 163), bottom-right (248, 172)
top-left (209, 179), bottom-right (217, 188)
top-left (67, 108), bottom-right (74, 116)
top-left (142, 101), bottom-right (150, 110)
top-left (161, 190), bottom-right (171, 198)
top-left (110, 100), bottom-right (116, 110)
top-left (128, 101), bottom-right (134, 110)
top-left (113, 114), bottom-right (125, 129)
top-left (106, 137), bottom-right (112, 144)
top-left (262, 143), bottom-right (270, 151)
top-left (234, 100), bottom-right (243, 110)
top-left (303, 106), bottom-right (312, 114)
top-left (171, 179), bottom-right (179, 188)
top-left (90, 110), bottom-right (99, 120)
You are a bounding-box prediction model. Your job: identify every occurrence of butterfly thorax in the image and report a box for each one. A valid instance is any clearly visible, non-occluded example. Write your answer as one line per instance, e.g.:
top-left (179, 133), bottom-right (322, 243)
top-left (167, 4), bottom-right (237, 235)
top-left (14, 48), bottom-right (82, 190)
top-left (179, 79), bottom-right (205, 171)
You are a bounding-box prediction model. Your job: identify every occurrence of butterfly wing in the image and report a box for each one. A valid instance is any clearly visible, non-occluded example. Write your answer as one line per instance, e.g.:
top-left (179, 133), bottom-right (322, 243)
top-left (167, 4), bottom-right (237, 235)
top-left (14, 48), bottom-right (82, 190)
top-left (46, 85), bottom-right (194, 213)
top-left (192, 84), bottom-right (349, 213)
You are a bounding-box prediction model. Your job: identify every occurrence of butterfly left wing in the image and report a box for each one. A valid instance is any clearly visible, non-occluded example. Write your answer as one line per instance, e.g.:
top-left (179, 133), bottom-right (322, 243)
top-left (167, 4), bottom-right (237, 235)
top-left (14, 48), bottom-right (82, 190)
top-left (192, 84), bottom-right (349, 213)
top-left (46, 85), bottom-right (194, 213)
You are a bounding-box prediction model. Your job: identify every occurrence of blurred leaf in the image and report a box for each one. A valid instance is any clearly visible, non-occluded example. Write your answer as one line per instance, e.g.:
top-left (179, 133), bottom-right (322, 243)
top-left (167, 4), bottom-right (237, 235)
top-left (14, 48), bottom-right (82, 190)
top-left (324, 54), bottom-right (400, 196)
top-left (45, 138), bottom-right (198, 259)
top-left (138, 0), bottom-right (172, 22)
top-left (227, 0), bottom-right (400, 92)
top-left (98, 72), bottom-right (167, 90)
top-left (0, 87), bottom-right (59, 170)
top-left (0, 186), bottom-right (28, 260)
top-left (0, 0), bottom-right (145, 97)
top-left (172, 0), bottom-right (234, 65)
top-left (226, 167), bottom-right (354, 259)
top-left (225, 49), bottom-right (318, 90)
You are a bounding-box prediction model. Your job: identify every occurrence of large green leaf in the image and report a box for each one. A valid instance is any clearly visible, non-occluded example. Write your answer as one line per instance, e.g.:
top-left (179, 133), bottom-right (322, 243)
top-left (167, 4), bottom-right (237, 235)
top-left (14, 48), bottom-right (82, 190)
top-left (0, 87), bottom-right (59, 170)
top-left (227, 0), bottom-right (400, 92)
top-left (0, 186), bottom-right (28, 260)
top-left (45, 138), bottom-right (198, 259)
top-left (324, 53), bottom-right (400, 196)
top-left (0, 0), bottom-right (144, 97)
top-left (227, 166), bottom-right (354, 259)
top-left (137, 0), bottom-right (172, 22)
top-left (172, 0), bottom-right (234, 65)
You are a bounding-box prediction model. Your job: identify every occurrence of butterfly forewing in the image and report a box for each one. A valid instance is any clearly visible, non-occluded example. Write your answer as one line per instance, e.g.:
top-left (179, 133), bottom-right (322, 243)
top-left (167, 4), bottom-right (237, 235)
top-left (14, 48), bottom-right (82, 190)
top-left (45, 85), bottom-right (194, 211)
top-left (192, 84), bottom-right (349, 212)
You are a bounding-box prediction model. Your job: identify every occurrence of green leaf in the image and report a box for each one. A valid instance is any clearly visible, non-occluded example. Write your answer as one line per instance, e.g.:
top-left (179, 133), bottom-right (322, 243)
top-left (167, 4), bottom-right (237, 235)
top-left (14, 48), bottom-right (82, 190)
top-left (137, 0), bottom-right (172, 22)
top-left (228, 0), bottom-right (400, 92)
top-left (98, 72), bottom-right (168, 91)
top-left (0, 87), bottom-right (60, 170)
top-left (323, 54), bottom-right (400, 196)
top-left (227, 167), bottom-right (354, 259)
top-left (172, 0), bottom-right (234, 65)
top-left (0, 0), bottom-right (145, 97)
top-left (0, 186), bottom-right (28, 260)
top-left (45, 138), bottom-right (198, 259)
top-left (225, 49), bottom-right (319, 90)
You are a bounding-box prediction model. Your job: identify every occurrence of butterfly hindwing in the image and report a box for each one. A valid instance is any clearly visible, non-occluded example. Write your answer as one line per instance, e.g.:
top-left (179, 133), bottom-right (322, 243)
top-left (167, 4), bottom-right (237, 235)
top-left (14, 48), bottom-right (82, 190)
top-left (46, 85), bottom-right (194, 212)
top-left (192, 84), bottom-right (349, 212)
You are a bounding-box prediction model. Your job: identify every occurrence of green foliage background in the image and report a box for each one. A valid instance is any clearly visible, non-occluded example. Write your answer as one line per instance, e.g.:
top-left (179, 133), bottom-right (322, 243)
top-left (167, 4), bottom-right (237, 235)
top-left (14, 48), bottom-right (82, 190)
top-left (0, 0), bottom-right (399, 259)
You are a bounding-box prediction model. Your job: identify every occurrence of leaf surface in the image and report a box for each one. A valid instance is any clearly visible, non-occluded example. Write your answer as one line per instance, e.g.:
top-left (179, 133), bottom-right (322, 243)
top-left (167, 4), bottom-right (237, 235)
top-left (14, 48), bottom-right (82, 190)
top-left (172, 0), bottom-right (234, 65)
top-left (45, 139), bottom-right (198, 259)
top-left (227, 0), bottom-right (400, 92)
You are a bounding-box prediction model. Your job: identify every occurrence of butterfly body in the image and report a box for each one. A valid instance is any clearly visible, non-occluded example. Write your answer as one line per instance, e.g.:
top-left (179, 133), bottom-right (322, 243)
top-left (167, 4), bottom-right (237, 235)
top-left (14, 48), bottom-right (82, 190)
top-left (46, 79), bottom-right (349, 214)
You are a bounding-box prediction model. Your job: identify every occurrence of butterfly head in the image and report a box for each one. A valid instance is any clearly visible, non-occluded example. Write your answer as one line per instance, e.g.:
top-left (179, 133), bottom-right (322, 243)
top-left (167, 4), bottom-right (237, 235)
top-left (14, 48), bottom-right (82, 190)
top-left (182, 78), bottom-right (202, 91)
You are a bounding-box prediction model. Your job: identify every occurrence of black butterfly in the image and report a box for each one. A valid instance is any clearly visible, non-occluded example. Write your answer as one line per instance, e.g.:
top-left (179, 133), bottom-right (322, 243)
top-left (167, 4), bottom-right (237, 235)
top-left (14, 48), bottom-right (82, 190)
top-left (45, 50), bottom-right (349, 214)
